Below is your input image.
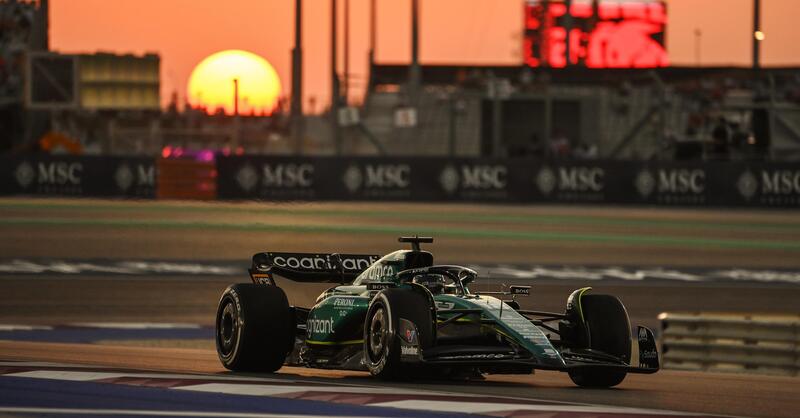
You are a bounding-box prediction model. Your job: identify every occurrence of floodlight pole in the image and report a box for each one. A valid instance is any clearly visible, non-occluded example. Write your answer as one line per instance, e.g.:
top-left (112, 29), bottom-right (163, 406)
top-left (233, 78), bottom-right (239, 116)
top-left (233, 78), bottom-right (240, 149)
top-left (367, 0), bottom-right (376, 93)
top-left (343, 0), bottom-right (350, 105)
top-left (752, 0), bottom-right (761, 71)
top-left (331, 0), bottom-right (342, 154)
top-left (291, 0), bottom-right (304, 154)
top-left (409, 0), bottom-right (420, 102)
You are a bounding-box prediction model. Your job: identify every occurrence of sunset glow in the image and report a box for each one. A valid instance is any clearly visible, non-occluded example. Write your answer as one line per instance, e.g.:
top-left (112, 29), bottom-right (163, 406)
top-left (187, 50), bottom-right (282, 115)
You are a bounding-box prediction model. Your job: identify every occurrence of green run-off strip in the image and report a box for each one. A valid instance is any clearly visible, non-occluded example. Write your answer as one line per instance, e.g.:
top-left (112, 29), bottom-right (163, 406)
top-left (2, 217), bottom-right (799, 252)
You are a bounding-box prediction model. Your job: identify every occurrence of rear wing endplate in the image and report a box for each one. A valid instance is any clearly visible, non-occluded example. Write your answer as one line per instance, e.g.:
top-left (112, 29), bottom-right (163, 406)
top-left (249, 252), bottom-right (380, 284)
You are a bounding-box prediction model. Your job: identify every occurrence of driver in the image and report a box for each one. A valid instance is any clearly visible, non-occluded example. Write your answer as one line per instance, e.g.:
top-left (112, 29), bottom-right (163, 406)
top-left (412, 273), bottom-right (455, 295)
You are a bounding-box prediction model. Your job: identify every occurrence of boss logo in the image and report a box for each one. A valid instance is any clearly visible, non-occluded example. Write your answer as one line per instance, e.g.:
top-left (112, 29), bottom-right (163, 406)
top-left (366, 282), bottom-right (395, 291)
top-left (510, 286), bottom-right (530, 296)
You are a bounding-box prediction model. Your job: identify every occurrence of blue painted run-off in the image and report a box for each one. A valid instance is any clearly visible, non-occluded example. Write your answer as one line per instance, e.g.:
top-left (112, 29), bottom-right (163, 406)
top-left (0, 376), bottom-right (476, 418)
top-left (0, 326), bottom-right (214, 343)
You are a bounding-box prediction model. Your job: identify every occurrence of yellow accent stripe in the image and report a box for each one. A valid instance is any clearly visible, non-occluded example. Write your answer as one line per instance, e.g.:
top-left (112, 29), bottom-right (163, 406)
top-left (576, 287), bottom-right (592, 323)
top-left (304, 339), bottom-right (364, 346)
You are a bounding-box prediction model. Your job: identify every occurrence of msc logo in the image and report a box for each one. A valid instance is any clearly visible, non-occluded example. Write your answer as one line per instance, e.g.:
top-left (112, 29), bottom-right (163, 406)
top-left (536, 166), bottom-right (604, 195)
top-left (738, 170), bottom-right (800, 201)
top-left (636, 169), bottom-right (705, 197)
top-left (439, 165), bottom-right (507, 194)
top-left (343, 164), bottom-right (410, 193)
top-left (235, 163), bottom-right (314, 191)
top-left (114, 163), bottom-right (155, 192)
top-left (760, 170), bottom-right (800, 195)
top-left (263, 163), bottom-right (313, 187)
top-left (15, 161), bottom-right (83, 188)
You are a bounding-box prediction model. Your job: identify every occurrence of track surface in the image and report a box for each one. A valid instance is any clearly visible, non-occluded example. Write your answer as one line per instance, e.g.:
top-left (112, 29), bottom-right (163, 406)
top-left (1, 341), bottom-right (798, 418)
top-left (2, 198), bottom-right (799, 417)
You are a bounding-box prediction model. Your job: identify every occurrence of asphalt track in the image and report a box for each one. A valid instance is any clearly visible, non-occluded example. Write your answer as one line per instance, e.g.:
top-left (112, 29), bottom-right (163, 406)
top-left (1, 198), bottom-right (800, 417)
top-left (1, 342), bottom-right (799, 418)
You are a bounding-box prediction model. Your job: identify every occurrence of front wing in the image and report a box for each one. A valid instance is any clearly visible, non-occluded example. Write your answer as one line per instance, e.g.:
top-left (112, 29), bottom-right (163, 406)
top-left (399, 325), bottom-right (660, 375)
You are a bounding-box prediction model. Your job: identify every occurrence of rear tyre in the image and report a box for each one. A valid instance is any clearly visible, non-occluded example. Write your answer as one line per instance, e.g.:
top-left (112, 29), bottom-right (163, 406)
top-left (364, 288), bottom-right (434, 379)
top-left (568, 294), bottom-right (631, 388)
top-left (216, 283), bottom-right (294, 372)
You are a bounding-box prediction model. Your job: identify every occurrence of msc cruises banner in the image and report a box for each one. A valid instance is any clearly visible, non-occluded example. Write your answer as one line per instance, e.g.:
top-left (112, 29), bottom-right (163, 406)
top-left (217, 156), bottom-right (800, 208)
top-left (0, 155), bottom-right (156, 198)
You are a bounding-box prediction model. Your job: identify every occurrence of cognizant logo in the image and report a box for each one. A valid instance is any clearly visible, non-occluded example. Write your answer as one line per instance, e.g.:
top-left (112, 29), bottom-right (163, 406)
top-left (307, 318), bottom-right (335, 334)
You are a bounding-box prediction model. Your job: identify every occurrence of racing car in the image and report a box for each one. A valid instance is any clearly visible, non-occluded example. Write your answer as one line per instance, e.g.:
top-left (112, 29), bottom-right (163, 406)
top-left (215, 236), bottom-right (659, 387)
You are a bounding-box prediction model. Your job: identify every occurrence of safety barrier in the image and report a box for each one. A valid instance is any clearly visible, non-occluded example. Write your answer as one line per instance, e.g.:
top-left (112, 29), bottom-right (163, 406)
top-left (2, 155), bottom-right (800, 207)
top-left (659, 312), bottom-right (800, 376)
top-left (156, 159), bottom-right (217, 200)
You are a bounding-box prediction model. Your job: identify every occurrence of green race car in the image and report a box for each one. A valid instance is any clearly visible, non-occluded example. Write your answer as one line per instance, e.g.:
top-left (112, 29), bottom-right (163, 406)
top-left (215, 236), bottom-right (659, 387)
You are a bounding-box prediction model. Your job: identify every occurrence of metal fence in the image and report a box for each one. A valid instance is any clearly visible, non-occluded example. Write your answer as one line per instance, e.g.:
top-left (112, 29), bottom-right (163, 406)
top-left (660, 312), bottom-right (800, 376)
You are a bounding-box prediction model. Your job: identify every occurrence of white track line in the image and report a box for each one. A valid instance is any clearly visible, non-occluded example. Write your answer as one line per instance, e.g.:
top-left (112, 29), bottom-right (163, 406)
top-left (174, 383), bottom-right (429, 397)
top-left (3, 369), bottom-right (288, 384)
top-left (0, 407), bottom-right (360, 418)
top-left (371, 400), bottom-right (698, 416)
top-left (0, 325), bottom-right (53, 331)
top-left (6, 371), bottom-right (130, 381)
top-left (68, 322), bottom-right (203, 329)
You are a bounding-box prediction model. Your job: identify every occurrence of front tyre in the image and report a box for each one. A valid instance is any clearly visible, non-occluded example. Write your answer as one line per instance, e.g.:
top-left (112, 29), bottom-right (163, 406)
top-left (568, 294), bottom-right (631, 388)
top-left (364, 288), bottom-right (434, 379)
top-left (216, 284), bottom-right (294, 372)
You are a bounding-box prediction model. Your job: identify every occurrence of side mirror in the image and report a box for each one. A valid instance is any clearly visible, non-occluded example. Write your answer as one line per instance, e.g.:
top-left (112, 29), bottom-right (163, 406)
top-left (459, 272), bottom-right (476, 288)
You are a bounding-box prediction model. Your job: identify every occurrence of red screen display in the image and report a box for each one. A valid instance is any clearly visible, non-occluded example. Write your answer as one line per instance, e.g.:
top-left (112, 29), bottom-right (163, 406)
top-left (524, 0), bottom-right (668, 68)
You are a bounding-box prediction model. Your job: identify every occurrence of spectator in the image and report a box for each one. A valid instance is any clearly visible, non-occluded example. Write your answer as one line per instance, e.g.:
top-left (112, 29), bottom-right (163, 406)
top-left (709, 116), bottom-right (730, 160)
top-left (574, 142), bottom-right (598, 159)
top-left (548, 129), bottom-right (571, 158)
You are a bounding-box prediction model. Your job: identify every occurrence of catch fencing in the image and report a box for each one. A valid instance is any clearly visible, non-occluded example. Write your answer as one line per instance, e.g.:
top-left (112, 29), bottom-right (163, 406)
top-left (1, 155), bottom-right (800, 207)
top-left (659, 312), bottom-right (800, 376)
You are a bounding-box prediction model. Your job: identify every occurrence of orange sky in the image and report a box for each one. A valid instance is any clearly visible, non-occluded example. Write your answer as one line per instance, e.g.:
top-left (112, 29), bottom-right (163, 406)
top-left (51, 0), bottom-right (800, 112)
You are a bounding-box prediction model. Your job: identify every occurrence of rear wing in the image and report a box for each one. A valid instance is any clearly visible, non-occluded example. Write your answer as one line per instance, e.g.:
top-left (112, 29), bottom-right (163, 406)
top-left (249, 252), bottom-right (380, 284)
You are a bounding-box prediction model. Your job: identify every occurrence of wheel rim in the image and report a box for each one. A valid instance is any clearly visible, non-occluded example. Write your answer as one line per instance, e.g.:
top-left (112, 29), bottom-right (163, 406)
top-left (218, 300), bottom-right (237, 356)
top-left (369, 307), bottom-right (388, 359)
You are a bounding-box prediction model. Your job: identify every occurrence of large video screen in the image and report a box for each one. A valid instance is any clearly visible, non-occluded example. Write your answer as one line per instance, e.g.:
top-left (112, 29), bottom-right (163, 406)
top-left (523, 0), bottom-right (668, 68)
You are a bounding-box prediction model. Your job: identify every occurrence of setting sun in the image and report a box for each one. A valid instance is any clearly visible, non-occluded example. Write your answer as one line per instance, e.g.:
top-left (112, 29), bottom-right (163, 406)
top-left (187, 49), bottom-right (282, 115)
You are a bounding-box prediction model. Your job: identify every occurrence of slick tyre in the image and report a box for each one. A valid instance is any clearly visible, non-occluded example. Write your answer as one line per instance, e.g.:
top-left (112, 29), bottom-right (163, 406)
top-left (568, 294), bottom-right (631, 388)
top-left (364, 288), bottom-right (434, 379)
top-left (216, 284), bottom-right (294, 372)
